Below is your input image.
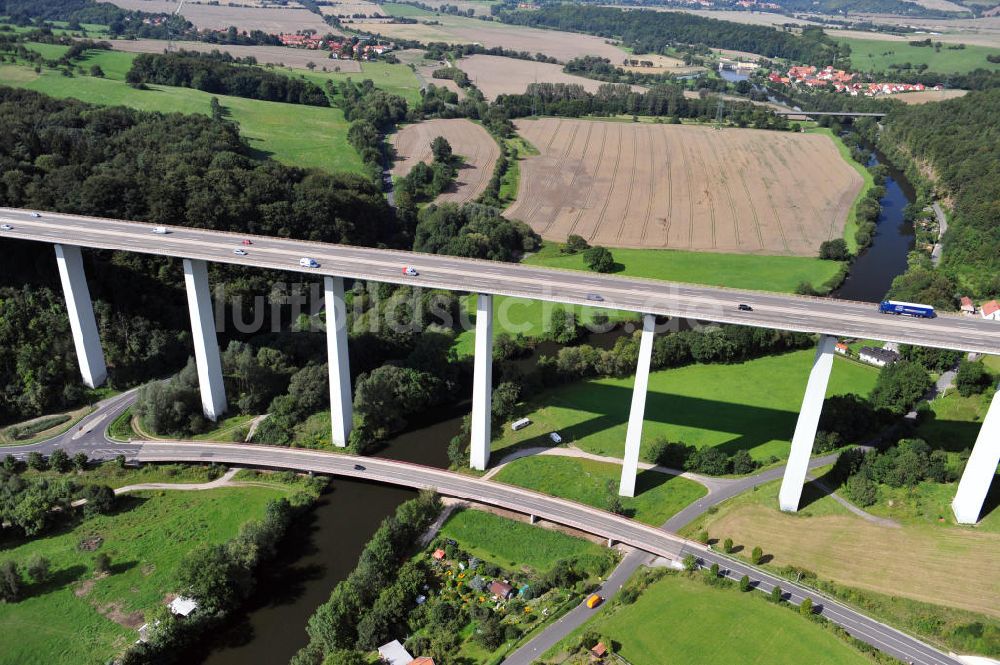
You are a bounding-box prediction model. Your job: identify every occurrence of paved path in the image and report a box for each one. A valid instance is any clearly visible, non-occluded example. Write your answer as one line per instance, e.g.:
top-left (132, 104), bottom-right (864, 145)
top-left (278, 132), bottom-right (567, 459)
top-left (806, 473), bottom-right (900, 528)
top-left (931, 202), bottom-right (948, 267)
top-left (113, 466), bottom-right (241, 494)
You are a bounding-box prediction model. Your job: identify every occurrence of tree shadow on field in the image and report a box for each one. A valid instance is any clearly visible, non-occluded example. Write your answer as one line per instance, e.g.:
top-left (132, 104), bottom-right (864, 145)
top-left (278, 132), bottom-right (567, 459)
top-left (26, 564), bottom-right (88, 599)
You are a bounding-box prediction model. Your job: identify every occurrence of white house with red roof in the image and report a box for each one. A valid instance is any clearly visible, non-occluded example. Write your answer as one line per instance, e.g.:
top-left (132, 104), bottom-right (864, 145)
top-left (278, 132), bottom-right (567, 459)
top-left (981, 300), bottom-right (1000, 321)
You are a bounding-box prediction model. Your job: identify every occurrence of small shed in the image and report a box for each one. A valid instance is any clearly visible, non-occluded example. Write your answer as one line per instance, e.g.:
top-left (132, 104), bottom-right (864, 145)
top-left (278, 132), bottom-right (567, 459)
top-left (377, 639), bottom-right (413, 665)
top-left (489, 580), bottom-right (515, 600)
top-left (168, 596), bottom-right (198, 617)
top-left (590, 642), bottom-right (607, 658)
top-left (432, 548), bottom-right (446, 560)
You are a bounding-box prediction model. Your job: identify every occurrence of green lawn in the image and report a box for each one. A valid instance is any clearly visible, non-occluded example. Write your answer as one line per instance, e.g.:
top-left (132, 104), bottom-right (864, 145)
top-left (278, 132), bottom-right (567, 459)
top-left (301, 61), bottom-right (424, 105)
top-left (548, 572), bottom-right (871, 665)
top-left (493, 350), bottom-right (880, 462)
top-left (840, 37), bottom-right (1000, 74)
top-left (0, 63), bottom-right (364, 174)
top-left (22, 41), bottom-right (70, 59)
top-left (0, 485), bottom-right (291, 665)
top-left (437, 507), bottom-right (615, 574)
top-left (915, 386), bottom-right (994, 453)
top-left (523, 242), bottom-right (845, 293)
top-left (494, 456), bottom-right (706, 526)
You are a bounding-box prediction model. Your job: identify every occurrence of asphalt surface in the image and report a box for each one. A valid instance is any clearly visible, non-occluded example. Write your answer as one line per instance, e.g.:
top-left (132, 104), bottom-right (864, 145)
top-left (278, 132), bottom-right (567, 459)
top-left (6, 398), bottom-right (963, 665)
top-left (4, 207), bottom-right (1000, 354)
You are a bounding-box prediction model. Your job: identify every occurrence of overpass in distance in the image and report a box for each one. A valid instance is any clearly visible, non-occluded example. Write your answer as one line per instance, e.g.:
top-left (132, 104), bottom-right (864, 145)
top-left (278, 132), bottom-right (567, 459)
top-left (772, 111), bottom-right (888, 117)
top-left (2, 206), bottom-right (998, 523)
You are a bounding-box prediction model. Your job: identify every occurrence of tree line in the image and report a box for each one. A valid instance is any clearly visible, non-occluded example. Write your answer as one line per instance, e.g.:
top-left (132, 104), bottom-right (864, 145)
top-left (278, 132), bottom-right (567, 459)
top-left (127, 51), bottom-right (330, 107)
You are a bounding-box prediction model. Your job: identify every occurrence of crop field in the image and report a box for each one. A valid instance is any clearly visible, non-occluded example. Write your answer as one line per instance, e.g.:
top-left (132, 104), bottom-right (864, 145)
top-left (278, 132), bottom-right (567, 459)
top-left (684, 476), bottom-right (1000, 620)
top-left (896, 89), bottom-right (970, 104)
top-left (391, 118), bottom-right (501, 204)
top-left (458, 54), bottom-right (645, 100)
top-left (356, 4), bottom-right (628, 63)
top-left (507, 118), bottom-right (864, 256)
top-left (108, 39), bottom-right (363, 73)
top-left (105, 0), bottom-right (335, 34)
top-left (318, 0), bottom-right (387, 17)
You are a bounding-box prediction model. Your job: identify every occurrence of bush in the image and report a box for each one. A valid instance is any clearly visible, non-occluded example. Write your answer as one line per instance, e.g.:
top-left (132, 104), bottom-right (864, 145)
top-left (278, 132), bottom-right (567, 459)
top-left (844, 473), bottom-right (878, 507)
top-left (739, 575), bottom-right (751, 592)
top-left (750, 546), bottom-right (763, 565)
top-left (956, 360), bottom-right (992, 397)
top-left (818, 238), bottom-right (850, 260)
top-left (561, 234), bottom-right (590, 254)
top-left (771, 585), bottom-right (783, 602)
top-left (49, 449), bottom-right (70, 473)
top-left (94, 553), bottom-right (111, 575)
top-left (26, 555), bottom-right (50, 584)
top-left (0, 561), bottom-right (21, 602)
top-left (800, 596), bottom-right (814, 616)
top-left (723, 538), bottom-right (733, 554)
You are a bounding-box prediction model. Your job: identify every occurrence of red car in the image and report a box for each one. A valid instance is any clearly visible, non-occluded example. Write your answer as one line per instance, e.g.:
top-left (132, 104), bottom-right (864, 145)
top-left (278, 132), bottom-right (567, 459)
top-left (402, 266), bottom-right (418, 276)
top-left (242, 239), bottom-right (253, 246)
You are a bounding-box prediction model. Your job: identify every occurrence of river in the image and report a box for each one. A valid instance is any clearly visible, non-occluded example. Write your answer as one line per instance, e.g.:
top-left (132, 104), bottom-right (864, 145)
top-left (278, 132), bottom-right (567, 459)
top-left (833, 146), bottom-right (916, 302)
top-left (195, 134), bottom-right (916, 665)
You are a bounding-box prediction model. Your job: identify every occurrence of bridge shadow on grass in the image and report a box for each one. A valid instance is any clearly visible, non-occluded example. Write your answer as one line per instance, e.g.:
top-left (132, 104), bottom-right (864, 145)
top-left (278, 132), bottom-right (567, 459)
top-left (543, 382), bottom-right (802, 460)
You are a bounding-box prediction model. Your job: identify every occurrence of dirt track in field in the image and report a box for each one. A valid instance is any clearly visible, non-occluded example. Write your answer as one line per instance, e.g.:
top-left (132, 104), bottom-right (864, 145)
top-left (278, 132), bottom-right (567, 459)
top-left (391, 119), bottom-right (501, 204)
top-left (507, 118), bottom-right (863, 256)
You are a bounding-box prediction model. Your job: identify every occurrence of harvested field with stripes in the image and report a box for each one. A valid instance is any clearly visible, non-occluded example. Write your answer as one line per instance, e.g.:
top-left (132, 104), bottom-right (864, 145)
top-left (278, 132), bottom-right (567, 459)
top-left (391, 119), bottom-right (500, 204)
top-left (507, 118), bottom-right (864, 256)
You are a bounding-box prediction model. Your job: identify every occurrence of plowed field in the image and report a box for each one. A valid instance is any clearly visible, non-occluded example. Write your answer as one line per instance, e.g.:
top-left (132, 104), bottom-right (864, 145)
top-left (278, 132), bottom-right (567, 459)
top-left (507, 119), bottom-right (863, 256)
top-left (391, 119), bottom-right (500, 204)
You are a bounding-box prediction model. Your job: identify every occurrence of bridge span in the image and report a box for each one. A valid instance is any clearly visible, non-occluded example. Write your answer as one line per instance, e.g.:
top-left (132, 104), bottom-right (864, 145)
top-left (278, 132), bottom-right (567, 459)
top-left (2, 207), bottom-right (998, 524)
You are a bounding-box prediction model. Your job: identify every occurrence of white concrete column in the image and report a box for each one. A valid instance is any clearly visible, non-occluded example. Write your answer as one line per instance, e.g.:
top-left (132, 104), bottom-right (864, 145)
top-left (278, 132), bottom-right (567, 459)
top-left (325, 276), bottom-right (352, 447)
top-left (952, 388), bottom-right (1000, 524)
top-left (54, 244), bottom-right (108, 388)
top-left (619, 314), bottom-right (657, 498)
top-left (182, 258), bottom-right (227, 421)
top-left (779, 335), bottom-right (837, 512)
top-left (470, 294), bottom-right (493, 471)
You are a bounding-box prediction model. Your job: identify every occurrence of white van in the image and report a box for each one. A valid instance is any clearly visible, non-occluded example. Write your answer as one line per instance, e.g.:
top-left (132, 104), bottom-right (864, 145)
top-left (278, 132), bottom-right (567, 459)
top-left (511, 417), bottom-right (531, 431)
top-left (151, 226), bottom-right (168, 234)
top-left (299, 257), bottom-right (320, 268)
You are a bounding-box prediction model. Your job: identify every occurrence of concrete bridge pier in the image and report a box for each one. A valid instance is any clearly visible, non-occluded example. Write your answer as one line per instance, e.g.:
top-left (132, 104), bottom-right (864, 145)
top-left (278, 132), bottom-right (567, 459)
top-left (952, 388), bottom-right (1000, 524)
top-left (324, 276), bottom-right (352, 447)
top-left (470, 294), bottom-right (493, 471)
top-left (182, 258), bottom-right (227, 421)
top-left (53, 244), bottom-right (107, 388)
top-left (619, 314), bottom-right (657, 497)
top-left (778, 335), bottom-right (836, 512)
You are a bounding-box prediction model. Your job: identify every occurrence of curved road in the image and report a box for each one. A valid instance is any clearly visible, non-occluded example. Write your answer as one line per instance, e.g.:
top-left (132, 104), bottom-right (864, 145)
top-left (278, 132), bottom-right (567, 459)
top-left (5, 401), bottom-right (961, 665)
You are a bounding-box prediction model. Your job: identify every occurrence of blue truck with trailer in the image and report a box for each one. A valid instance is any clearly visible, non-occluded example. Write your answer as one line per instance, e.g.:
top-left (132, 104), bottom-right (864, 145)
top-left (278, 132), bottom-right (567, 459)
top-left (878, 300), bottom-right (936, 318)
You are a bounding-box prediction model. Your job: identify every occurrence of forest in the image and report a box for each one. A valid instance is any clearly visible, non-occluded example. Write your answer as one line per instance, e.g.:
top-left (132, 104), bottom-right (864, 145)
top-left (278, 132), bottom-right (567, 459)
top-left (498, 5), bottom-right (846, 65)
top-left (879, 88), bottom-right (1000, 300)
top-left (126, 51), bottom-right (330, 106)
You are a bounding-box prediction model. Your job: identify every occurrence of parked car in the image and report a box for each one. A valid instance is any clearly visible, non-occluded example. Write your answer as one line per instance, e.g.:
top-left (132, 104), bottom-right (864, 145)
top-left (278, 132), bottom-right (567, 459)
top-left (0, 224), bottom-right (11, 231)
top-left (549, 432), bottom-right (562, 444)
top-left (152, 226), bottom-right (169, 235)
top-left (402, 266), bottom-right (418, 276)
top-left (586, 293), bottom-right (604, 301)
top-left (586, 594), bottom-right (603, 609)
top-left (738, 303), bottom-right (753, 311)
top-left (299, 257), bottom-right (320, 268)
top-left (233, 249), bottom-right (248, 256)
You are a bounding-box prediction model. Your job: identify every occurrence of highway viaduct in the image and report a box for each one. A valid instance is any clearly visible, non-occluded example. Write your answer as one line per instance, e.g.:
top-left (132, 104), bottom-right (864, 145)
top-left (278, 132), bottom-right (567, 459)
top-left (3, 206), bottom-right (999, 524)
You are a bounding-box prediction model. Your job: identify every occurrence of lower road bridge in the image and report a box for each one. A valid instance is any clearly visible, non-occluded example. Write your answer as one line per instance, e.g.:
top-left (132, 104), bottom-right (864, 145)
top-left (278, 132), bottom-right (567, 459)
top-left (773, 111), bottom-right (887, 117)
top-left (132, 441), bottom-right (961, 665)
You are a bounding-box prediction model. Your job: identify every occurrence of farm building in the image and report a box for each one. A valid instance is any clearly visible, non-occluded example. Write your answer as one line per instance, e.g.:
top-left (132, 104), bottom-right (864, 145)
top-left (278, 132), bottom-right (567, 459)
top-left (859, 347), bottom-right (901, 367)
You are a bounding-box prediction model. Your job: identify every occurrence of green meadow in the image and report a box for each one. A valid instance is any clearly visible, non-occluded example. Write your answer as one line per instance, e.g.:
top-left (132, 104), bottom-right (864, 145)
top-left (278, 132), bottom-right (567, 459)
top-left (841, 37), bottom-right (1000, 74)
top-left (492, 350), bottom-right (879, 462)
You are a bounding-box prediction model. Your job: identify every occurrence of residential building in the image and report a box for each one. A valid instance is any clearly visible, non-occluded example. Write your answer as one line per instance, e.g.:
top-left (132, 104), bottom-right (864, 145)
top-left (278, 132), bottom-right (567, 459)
top-left (982, 300), bottom-right (1000, 320)
top-left (835, 342), bottom-right (849, 355)
top-left (377, 640), bottom-right (413, 665)
top-left (858, 346), bottom-right (901, 367)
top-left (961, 297), bottom-right (976, 314)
